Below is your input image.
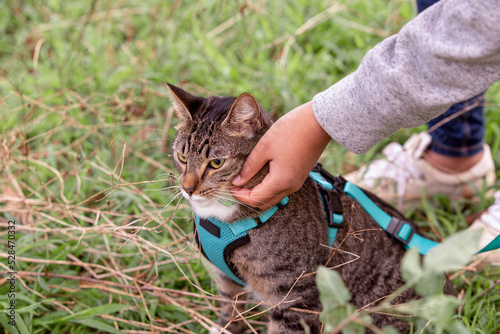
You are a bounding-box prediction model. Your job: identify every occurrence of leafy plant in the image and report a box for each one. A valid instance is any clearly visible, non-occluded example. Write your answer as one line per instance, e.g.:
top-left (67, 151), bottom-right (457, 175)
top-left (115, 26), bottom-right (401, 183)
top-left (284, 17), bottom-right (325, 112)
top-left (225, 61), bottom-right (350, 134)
top-left (317, 229), bottom-right (482, 333)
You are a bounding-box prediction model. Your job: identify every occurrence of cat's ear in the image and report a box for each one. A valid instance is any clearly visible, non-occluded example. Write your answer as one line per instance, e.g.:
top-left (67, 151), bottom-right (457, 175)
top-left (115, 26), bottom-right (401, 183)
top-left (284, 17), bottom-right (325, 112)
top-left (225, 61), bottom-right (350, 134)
top-left (166, 83), bottom-right (204, 127)
top-left (222, 93), bottom-right (263, 138)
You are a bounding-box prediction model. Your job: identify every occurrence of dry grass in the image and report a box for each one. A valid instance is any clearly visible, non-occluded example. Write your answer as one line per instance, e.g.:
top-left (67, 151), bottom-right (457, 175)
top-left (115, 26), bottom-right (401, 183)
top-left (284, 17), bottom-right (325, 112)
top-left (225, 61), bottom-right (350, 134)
top-left (1, 1), bottom-right (499, 333)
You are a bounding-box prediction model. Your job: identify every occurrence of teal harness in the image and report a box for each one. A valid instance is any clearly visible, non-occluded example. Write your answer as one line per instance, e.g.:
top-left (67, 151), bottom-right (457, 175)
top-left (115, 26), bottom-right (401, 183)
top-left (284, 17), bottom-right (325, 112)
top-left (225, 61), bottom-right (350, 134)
top-left (194, 164), bottom-right (500, 286)
top-left (194, 165), bottom-right (343, 286)
top-left (194, 197), bottom-right (293, 286)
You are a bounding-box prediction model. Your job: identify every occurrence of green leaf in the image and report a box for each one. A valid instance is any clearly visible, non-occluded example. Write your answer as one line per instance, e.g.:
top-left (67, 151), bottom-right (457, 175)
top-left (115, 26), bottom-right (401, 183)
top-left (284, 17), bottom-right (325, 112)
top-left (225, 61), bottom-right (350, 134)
top-left (447, 321), bottom-right (470, 334)
top-left (72, 304), bottom-right (129, 318)
top-left (381, 326), bottom-right (400, 334)
top-left (316, 266), bottom-right (351, 306)
top-left (401, 247), bottom-right (424, 284)
top-left (72, 318), bottom-right (126, 334)
top-left (37, 303), bottom-right (130, 326)
top-left (402, 229), bottom-right (482, 296)
top-left (320, 305), bottom-right (349, 333)
top-left (15, 314), bottom-right (30, 334)
top-left (423, 229), bottom-right (481, 273)
top-left (34, 310), bottom-right (68, 323)
top-left (416, 295), bottom-right (460, 324)
top-left (413, 272), bottom-right (445, 296)
top-left (395, 295), bottom-right (460, 326)
top-left (317, 267), bottom-right (368, 333)
top-left (13, 299), bottom-right (54, 314)
top-left (344, 314), bottom-right (368, 334)
top-left (402, 247), bottom-right (444, 296)
top-left (0, 313), bottom-right (20, 334)
top-left (317, 267), bottom-right (352, 332)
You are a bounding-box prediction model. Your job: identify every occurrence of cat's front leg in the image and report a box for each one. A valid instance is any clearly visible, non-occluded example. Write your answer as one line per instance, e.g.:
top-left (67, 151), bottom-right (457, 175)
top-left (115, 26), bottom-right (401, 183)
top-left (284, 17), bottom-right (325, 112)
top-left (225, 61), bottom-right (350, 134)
top-left (211, 268), bottom-right (247, 334)
top-left (267, 283), bottom-right (322, 334)
top-left (268, 304), bottom-right (322, 334)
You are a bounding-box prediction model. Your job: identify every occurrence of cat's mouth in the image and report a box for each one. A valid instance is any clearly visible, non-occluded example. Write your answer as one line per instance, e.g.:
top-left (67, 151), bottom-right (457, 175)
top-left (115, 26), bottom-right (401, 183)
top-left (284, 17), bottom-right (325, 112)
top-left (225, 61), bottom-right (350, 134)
top-left (184, 193), bottom-right (213, 207)
top-left (181, 191), bottom-right (226, 208)
top-left (182, 191), bottom-right (238, 220)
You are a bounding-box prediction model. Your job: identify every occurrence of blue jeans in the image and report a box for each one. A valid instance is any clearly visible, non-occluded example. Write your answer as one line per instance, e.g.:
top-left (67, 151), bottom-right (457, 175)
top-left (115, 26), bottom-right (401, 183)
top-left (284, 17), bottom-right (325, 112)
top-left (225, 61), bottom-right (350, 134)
top-left (418, 0), bottom-right (485, 157)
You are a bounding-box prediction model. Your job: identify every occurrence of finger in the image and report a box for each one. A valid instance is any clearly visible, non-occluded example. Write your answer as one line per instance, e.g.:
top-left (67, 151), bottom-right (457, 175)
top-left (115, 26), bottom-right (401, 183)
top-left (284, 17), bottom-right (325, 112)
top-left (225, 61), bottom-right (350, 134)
top-left (232, 138), bottom-right (269, 186)
top-left (231, 185), bottom-right (285, 210)
top-left (232, 170), bottom-right (285, 208)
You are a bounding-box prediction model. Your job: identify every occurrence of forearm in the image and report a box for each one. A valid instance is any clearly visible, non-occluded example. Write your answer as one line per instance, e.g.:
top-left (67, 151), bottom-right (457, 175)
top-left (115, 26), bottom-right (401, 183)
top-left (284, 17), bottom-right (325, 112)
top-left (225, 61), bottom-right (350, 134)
top-left (313, 0), bottom-right (500, 154)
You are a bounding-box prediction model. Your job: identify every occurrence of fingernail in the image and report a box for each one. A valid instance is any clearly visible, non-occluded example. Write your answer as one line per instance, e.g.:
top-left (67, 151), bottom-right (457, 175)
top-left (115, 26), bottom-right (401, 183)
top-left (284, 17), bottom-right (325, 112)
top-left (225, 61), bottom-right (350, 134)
top-left (232, 175), bottom-right (241, 185)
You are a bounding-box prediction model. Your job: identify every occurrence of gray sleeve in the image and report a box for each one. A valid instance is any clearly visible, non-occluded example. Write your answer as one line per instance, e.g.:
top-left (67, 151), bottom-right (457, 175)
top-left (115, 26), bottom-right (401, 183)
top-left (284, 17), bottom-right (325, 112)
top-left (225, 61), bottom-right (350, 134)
top-left (312, 0), bottom-right (500, 154)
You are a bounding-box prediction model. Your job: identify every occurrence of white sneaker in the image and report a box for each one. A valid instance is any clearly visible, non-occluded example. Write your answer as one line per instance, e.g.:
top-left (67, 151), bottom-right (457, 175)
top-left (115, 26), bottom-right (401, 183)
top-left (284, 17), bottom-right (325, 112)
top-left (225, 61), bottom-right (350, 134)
top-left (345, 132), bottom-right (497, 210)
top-left (469, 191), bottom-right (500, 266)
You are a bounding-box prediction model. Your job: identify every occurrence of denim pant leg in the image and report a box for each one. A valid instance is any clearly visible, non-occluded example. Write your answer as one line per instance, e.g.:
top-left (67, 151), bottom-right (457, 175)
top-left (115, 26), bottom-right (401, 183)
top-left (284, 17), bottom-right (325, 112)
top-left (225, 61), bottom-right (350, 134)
top-left (426, 94), bottom-right (485, 157)
top-left (417, 0), bottom-right (486, 157)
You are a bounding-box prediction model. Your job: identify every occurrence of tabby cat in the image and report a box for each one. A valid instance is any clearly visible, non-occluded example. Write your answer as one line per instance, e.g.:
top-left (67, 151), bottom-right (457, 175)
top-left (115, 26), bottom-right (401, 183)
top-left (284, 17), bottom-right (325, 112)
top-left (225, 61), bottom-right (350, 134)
top-left (168, 84), bottom-right (444, 333)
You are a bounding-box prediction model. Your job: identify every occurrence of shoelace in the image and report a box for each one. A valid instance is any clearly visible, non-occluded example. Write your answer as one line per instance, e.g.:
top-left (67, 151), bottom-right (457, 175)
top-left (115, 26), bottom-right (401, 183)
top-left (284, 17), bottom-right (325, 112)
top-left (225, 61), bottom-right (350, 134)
top-left (362, 133), bottom-right (431, 208)
top-left (482, 191), bottom-right (500, 232)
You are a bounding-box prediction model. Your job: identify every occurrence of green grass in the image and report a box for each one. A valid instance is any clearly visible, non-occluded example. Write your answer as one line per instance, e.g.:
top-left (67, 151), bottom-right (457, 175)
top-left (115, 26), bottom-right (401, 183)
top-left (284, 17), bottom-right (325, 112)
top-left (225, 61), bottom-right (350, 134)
top-left (0, 0), bottom-right (499, 333)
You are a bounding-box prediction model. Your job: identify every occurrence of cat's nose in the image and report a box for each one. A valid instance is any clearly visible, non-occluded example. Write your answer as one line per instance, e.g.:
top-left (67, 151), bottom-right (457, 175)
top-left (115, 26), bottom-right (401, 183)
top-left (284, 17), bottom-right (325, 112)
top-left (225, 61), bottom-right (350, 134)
top-left (184, 186), bottom-right (196, 196)
top-left (181, 174), bottom-right (199, 196)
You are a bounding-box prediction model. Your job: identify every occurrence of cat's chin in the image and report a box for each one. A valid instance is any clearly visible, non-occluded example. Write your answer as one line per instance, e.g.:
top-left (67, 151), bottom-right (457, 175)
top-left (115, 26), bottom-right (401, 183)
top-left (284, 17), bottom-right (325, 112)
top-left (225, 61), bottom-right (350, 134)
top-left (182, 191), bottom-right (238, 221)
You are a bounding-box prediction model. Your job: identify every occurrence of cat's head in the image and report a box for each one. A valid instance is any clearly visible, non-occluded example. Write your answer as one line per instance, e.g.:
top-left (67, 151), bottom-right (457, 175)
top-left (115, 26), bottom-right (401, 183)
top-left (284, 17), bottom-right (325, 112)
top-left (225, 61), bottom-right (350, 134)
top-left (168, 84), bottom-right (273, 221)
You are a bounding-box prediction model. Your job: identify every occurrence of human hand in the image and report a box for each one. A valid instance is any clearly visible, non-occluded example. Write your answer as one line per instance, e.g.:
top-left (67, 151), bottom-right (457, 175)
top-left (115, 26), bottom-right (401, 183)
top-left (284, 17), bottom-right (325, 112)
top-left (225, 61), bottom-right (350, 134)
top-left (231, 101), bottom-right (331, 210)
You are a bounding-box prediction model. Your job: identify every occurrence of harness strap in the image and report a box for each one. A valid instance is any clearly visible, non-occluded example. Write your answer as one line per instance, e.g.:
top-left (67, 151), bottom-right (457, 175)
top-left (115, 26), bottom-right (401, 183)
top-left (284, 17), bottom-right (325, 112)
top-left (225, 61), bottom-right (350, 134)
top-left (196, 197), bottom-right (290, 286)
top-left (343, 181), bottom-right (439, 255)
top-left (195, 164), bottom-right (500, 287)
top-left (228, 196), bottom-right (290, 235)
top-left (343, 181), bottom-right (500, 255)
top-left (196, 215), bottom-right (247, 286)
top-left (310, 167), bottom-right (344, 246)
top-left (477, 235), bottom-right (500, 253)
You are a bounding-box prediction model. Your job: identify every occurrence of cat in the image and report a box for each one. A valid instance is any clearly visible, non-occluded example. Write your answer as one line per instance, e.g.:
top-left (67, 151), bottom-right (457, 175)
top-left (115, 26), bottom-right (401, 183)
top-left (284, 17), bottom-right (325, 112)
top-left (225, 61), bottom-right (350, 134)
top-left (167, 83), bottom-right (449, 333)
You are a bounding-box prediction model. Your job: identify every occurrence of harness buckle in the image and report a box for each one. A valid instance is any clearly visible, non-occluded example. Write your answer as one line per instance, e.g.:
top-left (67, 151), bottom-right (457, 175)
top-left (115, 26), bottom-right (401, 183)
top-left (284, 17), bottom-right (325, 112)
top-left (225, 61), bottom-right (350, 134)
top-left (323, 190), bottom-right (343, 228)
top-left (386, 217), bottom-right (415, 246)
top-left (311, 163), bottom-right (344, 228)
top-left (314, 178), bottom-right (343, 228)
top-left (311, 163), bottom-right (347, 192)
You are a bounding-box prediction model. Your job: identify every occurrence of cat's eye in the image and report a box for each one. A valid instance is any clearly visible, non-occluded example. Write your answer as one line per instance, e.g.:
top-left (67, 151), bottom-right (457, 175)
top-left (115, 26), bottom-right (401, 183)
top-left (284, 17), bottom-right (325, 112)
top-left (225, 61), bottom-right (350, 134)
top-left (209, 158), bottom-right (225, 169)
top-left (177, 152), bottom-right (187, 163)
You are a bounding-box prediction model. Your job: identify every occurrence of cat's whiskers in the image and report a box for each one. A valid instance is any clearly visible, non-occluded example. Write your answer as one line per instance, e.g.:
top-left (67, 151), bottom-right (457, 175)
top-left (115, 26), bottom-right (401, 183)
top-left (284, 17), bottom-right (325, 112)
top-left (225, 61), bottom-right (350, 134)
top-left (210, 188), bottom-right (242, 201)
top-left (141, 173), bottom-right (180, 193)
top-left (213, 189), bottom-right (282, 211)
top-left (204, 189), bottom-right (245, 210)
top-left (210, 189), bottom-right (262, 216)
top-left (160, 188), bottom-right (182, 207)
top-left (153, 172), bottom-right (179, 180)
top-left (214, 192), bottom-right (258, 212)
top-left (231, 183), bottom-right (298, 200)
top-left (163, 189), bottom-right (181, 204)
top-left (143, 185), bottom-right (181, 192)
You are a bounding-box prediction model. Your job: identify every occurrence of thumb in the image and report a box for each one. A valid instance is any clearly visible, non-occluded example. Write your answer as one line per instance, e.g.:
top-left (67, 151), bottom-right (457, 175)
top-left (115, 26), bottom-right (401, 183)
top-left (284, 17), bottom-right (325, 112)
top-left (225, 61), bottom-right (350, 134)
top-left (232, 140), bottom-right (269, 186)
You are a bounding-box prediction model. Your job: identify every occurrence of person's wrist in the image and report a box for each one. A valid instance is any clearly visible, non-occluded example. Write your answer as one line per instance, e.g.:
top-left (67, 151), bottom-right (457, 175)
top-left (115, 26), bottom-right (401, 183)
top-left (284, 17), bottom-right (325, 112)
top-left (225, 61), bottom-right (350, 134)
top-left (297, 101), bottom-right (331, 157)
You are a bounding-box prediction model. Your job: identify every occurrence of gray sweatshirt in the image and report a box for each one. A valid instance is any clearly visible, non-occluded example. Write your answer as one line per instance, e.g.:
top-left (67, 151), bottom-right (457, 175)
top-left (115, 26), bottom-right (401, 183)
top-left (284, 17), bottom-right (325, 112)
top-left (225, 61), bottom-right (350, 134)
top-left (312, 0), bottom-right (500, 154)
